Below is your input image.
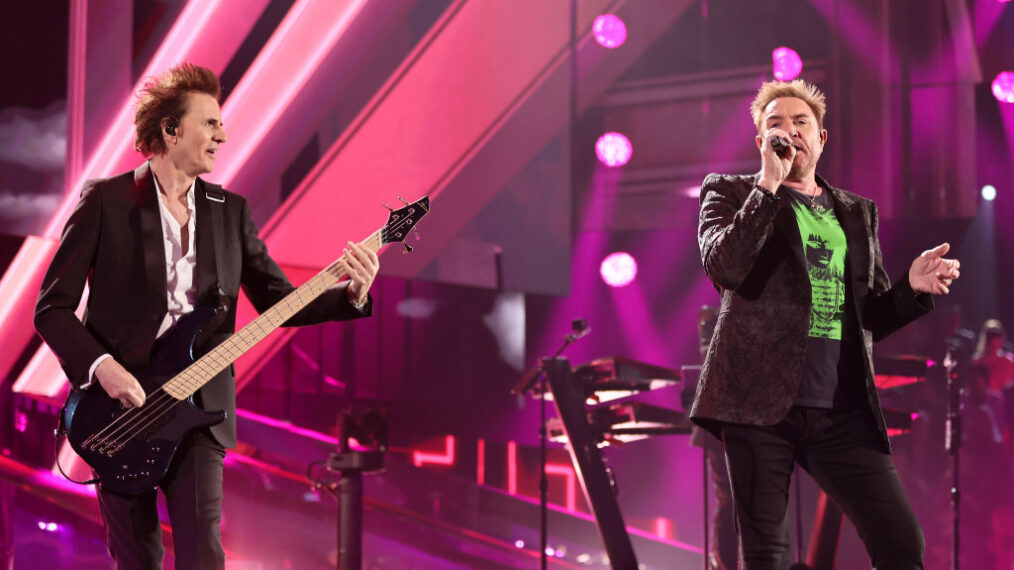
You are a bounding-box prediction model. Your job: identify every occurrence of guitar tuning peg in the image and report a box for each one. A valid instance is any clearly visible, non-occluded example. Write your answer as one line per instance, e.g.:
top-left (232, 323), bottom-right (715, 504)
top-left (412, 227), bottom-right (421, 241)
top-left (398, 195), bottom-right (410, 206)
top-left (382, 202), bottom-right (393, 212)
top-left (402, 242), bottom-right (413, 254)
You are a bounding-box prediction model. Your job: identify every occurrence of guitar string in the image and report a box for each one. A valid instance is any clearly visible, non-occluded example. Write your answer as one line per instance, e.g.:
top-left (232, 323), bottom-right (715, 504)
top-left (87, 226), bottom-right (400, 453)
top-left (96, 230), bottom-right (389, 449)
top-left (90, 216), bottom-right (411, 452)
top-left (90, 259), bottom-right (353, 453)
top-left (91, 277), bottom-right (330, 454)
top-left (85, 282), bottom-right (310, 452)
top-left (89, 259), bottom-right (352, 453)
top-left (85, 225), bottom-right (388, 449)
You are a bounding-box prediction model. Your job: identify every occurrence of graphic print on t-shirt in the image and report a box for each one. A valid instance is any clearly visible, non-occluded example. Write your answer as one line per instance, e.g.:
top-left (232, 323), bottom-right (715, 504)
top-left (791, 200), bottom-right (847, 340)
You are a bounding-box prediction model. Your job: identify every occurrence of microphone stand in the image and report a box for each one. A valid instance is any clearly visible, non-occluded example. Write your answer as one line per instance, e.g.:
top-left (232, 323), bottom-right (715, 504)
top-left (512, 320), bottom-right (589, 570)
top-left (944, 348), bottom-right (962, 570)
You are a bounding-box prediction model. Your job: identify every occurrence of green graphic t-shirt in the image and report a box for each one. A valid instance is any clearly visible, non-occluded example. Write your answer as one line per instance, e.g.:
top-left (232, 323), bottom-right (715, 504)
top-left (792, 195), bottom-right (847, 340)
top-left (785, 187), bottom-right (864, 409)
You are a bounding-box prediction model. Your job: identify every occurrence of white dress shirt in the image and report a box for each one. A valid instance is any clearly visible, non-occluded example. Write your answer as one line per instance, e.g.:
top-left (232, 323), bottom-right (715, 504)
top-left (85, 171), bottom-right (197, 385)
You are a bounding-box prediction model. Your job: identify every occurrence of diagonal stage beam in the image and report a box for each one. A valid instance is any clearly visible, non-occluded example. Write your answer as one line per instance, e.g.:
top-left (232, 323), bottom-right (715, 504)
top-left (2, 0), bottom-right (271, 392)
top-left (232, 0), bottom-right (695, 384)
top-left (16, 0), bottom-right (404, 398)
top-left (16, 0), bottom-right (395, 478)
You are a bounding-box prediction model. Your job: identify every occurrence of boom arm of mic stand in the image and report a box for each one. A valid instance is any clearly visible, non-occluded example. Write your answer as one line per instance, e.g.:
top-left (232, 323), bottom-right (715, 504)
top-left (510, 334), bottom-right (580, 395)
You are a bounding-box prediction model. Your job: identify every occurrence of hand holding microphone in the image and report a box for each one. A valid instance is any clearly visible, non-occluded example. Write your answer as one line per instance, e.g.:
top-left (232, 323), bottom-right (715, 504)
top-left (769, 135), bottom-right (794, 158)
top-left (757, 128), bottom-right (796, 192)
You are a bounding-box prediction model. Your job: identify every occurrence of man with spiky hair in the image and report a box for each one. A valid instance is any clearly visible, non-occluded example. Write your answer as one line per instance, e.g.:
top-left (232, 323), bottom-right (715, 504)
top-left (690, 79), bottom-right (961, 569)
top-left (35, 63), bottom-right (379, 569)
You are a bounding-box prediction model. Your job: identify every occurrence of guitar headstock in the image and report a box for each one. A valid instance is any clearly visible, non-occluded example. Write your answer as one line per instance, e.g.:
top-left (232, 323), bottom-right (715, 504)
top-left (381, 196), bottom-right (430, 253)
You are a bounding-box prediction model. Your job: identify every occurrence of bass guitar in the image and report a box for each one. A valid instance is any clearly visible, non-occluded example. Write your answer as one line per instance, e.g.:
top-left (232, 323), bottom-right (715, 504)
top-left (61, 196), bottom-right (429, 495)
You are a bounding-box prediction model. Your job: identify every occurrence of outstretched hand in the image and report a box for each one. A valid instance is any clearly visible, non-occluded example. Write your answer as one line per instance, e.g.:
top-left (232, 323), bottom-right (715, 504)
top-left (909, 243), bottom-right (960, 295)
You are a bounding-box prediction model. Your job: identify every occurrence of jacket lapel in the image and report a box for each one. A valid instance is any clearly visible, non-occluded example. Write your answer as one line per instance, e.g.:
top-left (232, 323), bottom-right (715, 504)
top-left (133, 163), bottom-right (168, 318)
top-left (755, 173), bottom-right (806, 269)
top-left (827, 183), bottom-right (871, 292)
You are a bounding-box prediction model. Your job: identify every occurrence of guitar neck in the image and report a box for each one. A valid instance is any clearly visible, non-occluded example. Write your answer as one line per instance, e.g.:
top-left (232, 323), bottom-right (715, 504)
top-left (161, 229), bottom-right (384, 400)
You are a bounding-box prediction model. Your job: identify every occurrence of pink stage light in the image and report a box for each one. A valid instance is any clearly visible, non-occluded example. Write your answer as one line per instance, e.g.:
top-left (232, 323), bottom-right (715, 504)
top-left (595, 132), bottom-right (632, 167)
top-left (992, 72), bottom-right (1014, 103)
top-left (592, 14), bottom-right (627, 49)
top-left (772, 47), bottom-right (803, 81)
top-left (600, 252), bottom-right (638, 287)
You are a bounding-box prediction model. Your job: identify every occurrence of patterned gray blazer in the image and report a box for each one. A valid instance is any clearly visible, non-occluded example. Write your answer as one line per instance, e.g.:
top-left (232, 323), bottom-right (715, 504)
top-left (690, 173), bottom-right (932, 453)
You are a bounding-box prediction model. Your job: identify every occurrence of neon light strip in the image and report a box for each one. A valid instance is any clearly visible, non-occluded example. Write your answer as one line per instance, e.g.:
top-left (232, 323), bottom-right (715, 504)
top-left (545, 463), bottom-right (577, 513)
top-left (412, 435), bottom-right (456, 468)
top-left (0, 237), bottom-right (57, 313)
top-left (653, 516), bottom-right (672, 540)
top-left (476, 437), bottom-right (485, 485)
top-left (507, 441), bottom-right (517, 495)
top-left (213, 0), bottom-right (369, 184)
top-left (13, 344), bottom-right (65, 398)
top-left (65, 0), bottom-right (88, 188)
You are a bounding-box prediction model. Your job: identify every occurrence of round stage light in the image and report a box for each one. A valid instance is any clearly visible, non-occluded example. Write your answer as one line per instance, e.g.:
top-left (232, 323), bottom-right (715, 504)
top-left (982, 184), bottom-right (997, 201)
top-left (992, 72), bottom-right (1014, 103)
top-left (595, 132), bottom-right (632, 167)
top-left (600, 252), bottom-right (638, 287)
top-left (772, 47), bottom-right (803, 81)
top-left (593, 14), bottom-right (627, 49)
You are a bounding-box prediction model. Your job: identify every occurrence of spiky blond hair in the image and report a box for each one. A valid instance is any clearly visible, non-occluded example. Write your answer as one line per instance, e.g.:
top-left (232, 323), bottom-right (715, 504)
top-left (750, 79), bottom-right (827, 133)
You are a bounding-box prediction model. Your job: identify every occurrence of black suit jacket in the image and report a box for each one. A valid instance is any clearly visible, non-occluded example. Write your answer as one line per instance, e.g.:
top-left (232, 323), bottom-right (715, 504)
top-left (35, 162), bottom-right (370, 447)
top-left (689, 173), bottom-right (932, 452)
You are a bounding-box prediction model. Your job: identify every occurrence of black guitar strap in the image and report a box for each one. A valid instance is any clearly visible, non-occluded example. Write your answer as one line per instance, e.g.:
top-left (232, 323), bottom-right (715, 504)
top-left (205, 186), bottom-right (229, 309)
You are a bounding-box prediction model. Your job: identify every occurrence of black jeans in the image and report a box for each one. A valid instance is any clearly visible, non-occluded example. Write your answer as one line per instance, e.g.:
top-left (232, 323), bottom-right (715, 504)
top-left (720, 407), bottom-right (924, 570)
top-left (96, 429), bottom-right (226, 570)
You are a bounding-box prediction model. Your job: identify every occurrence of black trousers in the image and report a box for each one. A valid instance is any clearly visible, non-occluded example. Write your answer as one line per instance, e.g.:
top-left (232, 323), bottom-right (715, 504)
top-left (96, 429), bottom-right (226, 570)
top-left (693, 427), bottom-right (741, 570)
top-left (720, 407), bottom-right (924, 570)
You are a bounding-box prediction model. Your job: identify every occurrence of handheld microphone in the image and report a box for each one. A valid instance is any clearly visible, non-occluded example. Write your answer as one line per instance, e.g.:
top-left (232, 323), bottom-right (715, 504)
top-left (568, 319), bottom-right (590, 341)
top-left (769, 136), bottom-right (793, 158)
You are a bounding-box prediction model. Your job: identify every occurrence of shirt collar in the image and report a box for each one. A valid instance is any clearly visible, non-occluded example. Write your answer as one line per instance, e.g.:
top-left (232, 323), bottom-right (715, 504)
top-left (149, 162), bottom-right (196, 210)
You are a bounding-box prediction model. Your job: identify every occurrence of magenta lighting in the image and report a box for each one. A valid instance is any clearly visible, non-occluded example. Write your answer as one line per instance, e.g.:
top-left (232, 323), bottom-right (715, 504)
top-left (593, 14), bottom-right (627, 48)
top-left (772, 47), bottom-right (803, 81)
top-left (992, 72), bottom-right (1014, 103)
top-left (595, 132), bottom-right (633, 167)
top-left (600, 252), bottom-right (638, 287)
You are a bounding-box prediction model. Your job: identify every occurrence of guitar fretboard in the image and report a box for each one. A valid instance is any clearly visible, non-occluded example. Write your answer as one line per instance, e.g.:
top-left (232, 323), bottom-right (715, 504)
top-left (161, 230), bottom-right (383, 400)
